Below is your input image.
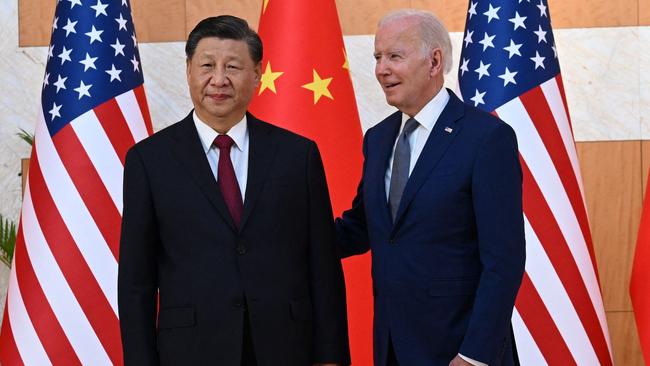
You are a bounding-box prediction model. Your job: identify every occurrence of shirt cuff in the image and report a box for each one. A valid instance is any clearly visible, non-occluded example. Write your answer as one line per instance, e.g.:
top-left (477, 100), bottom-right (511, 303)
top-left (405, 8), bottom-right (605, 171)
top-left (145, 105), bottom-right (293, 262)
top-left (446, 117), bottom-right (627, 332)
top-left (459, 353), bottom-right (488, 366)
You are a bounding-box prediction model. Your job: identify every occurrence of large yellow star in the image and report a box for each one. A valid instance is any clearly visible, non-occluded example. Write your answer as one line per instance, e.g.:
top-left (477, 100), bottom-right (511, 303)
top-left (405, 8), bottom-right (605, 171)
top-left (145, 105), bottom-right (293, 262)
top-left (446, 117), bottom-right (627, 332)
top-left (302, 69), bottom-right (333, 104)
top-left (342, 48), bottom-right (349, 70)
top-left (263, 0), bottom-right (270, 13)
top-left (258, 61), bottom-right (283, 95)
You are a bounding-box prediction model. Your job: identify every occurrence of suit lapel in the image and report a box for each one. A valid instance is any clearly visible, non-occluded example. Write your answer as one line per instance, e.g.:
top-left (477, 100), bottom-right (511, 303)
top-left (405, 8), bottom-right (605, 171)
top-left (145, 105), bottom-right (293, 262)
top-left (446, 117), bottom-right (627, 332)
top-left (368, 111), bottom-right (402, 229)
top-left (392, 92), bottom-right (466, 231)
top-left (239, 113), bottom-right (278, 231)
top-left (169, 112), bottom-right (237, 231)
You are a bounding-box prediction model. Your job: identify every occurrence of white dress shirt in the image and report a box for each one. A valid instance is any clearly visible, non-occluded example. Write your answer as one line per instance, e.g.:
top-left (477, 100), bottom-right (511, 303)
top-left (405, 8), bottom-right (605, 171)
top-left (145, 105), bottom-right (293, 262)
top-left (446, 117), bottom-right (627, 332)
top-left (383, 89), bottom-right (488, 366)
top-left (193, 111), bottom-right (249, 201)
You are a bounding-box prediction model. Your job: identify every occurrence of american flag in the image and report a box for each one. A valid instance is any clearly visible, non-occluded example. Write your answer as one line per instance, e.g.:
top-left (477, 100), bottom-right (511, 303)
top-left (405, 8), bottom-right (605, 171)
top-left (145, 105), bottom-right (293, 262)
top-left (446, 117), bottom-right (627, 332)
top-left (0, 0), bottom-right (152, 364)
top-left (458, 1), bottom-right (613, 364)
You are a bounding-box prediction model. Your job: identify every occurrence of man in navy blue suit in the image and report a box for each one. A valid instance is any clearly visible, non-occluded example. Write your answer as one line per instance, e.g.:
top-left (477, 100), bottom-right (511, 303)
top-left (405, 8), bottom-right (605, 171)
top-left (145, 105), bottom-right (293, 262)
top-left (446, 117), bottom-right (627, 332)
top-left (336, 9), bottom-right (525, 366)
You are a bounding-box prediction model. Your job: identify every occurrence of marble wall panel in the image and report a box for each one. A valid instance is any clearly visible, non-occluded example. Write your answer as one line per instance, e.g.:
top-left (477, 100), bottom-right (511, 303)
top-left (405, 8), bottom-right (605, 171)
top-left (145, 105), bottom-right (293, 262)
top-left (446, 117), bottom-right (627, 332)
top-left (137, 42), bottom-right (192, 130)
top-left (641, 27), bottom-right (650, 140)
top-left (557, 27), bottom-right (641, 141)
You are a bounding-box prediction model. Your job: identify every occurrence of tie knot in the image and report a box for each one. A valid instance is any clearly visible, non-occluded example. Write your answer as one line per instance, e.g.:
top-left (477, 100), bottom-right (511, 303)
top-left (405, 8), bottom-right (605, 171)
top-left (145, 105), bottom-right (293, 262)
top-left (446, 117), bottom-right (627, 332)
top-left (213, 134), bottom-right (235, 151)
top-left (403, 118), bottom-right (419, 136)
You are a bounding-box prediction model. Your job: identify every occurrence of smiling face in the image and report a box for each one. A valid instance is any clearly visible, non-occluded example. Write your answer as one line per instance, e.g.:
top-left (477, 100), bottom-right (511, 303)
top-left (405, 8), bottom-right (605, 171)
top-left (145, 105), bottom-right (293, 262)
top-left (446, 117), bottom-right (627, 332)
top-left (374, 18), bottom-right (443, 117)
top-left (186, 37), bottom-right (261, 132)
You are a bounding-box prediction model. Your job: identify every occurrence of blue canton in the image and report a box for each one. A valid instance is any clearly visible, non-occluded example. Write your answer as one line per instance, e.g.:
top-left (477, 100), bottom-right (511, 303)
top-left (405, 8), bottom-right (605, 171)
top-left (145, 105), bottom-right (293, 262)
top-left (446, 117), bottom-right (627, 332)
top-left (458, 0), bottom-right (560, 112)
top-left (42, 0), bottom-right (143, 136)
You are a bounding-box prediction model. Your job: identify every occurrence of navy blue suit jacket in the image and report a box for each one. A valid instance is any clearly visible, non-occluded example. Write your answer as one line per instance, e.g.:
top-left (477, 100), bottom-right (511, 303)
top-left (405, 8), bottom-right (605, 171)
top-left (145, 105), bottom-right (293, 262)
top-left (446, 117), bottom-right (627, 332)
top-left (336, 91), bottom-right (525, 366)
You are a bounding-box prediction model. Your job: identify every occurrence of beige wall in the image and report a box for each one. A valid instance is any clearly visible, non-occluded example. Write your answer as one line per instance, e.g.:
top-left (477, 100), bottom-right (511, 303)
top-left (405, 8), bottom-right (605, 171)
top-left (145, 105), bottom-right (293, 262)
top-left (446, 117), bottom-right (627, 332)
top-left (18, 0), bottom-right (649, 45)
top-left (11, 0), bottom-right (650, 364)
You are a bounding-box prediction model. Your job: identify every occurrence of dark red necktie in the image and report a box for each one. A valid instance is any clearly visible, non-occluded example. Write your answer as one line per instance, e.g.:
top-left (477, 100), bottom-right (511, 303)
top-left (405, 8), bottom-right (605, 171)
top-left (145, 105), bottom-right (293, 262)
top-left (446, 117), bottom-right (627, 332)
top-left (213, 135), bottom-right (243, 228)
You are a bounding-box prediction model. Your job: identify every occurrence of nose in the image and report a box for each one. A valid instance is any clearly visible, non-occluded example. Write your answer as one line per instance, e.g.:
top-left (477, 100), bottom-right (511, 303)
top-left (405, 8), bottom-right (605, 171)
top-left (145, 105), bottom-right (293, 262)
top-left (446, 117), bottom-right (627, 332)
top-left (375, 57), bottom-right (390, 77)
top-left (208, 66), bottom-right (231, 87)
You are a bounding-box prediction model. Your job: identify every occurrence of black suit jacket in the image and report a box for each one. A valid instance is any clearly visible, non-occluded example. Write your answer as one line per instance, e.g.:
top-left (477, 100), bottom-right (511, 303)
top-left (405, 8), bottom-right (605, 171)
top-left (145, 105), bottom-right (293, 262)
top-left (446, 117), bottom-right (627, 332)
top-left (118, 112), bottom-right (350, 366)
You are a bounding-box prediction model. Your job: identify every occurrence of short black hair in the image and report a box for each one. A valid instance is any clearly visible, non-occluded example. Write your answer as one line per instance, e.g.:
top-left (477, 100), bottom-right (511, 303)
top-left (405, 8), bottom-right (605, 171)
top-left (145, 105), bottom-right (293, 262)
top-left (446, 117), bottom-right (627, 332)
top-left (185, 15), bottom-right (263, 64)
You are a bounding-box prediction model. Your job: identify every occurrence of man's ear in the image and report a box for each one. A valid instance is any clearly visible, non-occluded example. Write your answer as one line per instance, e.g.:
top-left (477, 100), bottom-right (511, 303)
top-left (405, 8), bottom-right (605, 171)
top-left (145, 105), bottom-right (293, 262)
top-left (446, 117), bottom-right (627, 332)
top-left (430, 48), bottom-right (443, 76)
top-left (254, 61), bottom-right (262, 84)
top-left (186, 58), bottom-right (191, 79)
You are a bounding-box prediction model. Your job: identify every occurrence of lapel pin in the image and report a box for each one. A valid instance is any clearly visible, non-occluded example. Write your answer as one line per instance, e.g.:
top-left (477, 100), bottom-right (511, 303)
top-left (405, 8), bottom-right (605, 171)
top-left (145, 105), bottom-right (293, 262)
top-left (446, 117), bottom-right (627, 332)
top-left (444, 127), bottom-right (453, 133)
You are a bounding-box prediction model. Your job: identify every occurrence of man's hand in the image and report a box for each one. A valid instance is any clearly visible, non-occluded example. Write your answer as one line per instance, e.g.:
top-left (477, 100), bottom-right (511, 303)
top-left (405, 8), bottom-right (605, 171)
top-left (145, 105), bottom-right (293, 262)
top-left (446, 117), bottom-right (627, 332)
top-left (449, 354), bottom-right (474, 366)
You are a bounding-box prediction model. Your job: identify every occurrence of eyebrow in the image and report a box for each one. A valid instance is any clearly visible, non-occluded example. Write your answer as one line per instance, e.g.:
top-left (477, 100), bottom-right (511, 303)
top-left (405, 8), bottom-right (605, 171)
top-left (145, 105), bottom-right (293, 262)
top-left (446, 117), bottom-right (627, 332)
top-left (374, 49), bottom-right (405, 56)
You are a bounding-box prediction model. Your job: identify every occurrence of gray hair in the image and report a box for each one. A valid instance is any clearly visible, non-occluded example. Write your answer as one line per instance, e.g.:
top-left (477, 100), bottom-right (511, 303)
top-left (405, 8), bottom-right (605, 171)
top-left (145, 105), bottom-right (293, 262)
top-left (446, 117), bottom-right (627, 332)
top-left (378, 9), bottom-right (452, 74)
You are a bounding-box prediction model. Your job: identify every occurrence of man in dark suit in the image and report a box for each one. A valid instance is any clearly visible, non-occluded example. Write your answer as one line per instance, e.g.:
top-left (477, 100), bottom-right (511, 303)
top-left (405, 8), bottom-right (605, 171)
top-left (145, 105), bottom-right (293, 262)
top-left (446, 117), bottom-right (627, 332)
top-left (336, 10), bottom-right (526, 366)
top-left (118, 16), bottom-right (349, 366)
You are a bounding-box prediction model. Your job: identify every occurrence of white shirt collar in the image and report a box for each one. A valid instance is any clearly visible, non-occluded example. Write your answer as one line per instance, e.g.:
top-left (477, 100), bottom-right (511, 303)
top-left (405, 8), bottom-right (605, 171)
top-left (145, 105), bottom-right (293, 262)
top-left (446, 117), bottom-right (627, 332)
top-left (401, 87), bottom-right (450, 130)
top-left (193, 111), bottom-right (248, 154)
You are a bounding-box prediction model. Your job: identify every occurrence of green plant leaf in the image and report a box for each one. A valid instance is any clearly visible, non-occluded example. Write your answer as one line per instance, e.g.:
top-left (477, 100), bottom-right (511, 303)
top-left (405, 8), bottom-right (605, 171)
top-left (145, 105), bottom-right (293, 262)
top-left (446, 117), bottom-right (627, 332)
top-left (17, 128), bottom-right (34, 146)
top-left (0, 215), bottom-right (17, 267)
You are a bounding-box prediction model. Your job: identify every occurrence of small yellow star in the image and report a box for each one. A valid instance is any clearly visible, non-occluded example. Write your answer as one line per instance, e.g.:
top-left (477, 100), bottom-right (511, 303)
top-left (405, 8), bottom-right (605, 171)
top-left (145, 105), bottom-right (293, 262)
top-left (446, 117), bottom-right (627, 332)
top-left (263, 0), bottom-right (270, 13)
top-left (302, 69), bottom-right (333, 104)
top-left (258, 61), bottom-right (283, 95)
top-left (342, 48), bottom-right (349, 70)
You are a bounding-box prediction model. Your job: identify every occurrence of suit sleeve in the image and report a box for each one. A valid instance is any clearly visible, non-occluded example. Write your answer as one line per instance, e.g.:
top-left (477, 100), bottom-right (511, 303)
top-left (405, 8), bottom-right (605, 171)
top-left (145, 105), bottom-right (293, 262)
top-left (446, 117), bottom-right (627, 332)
top-left (118, 147), bottom-right (160, 366)
top-left (334, 132), bottom-right (371, 258)
top-left (306, 141), bottom-right (351, 365)
top-left (459, 122), bottom-right (526, 363)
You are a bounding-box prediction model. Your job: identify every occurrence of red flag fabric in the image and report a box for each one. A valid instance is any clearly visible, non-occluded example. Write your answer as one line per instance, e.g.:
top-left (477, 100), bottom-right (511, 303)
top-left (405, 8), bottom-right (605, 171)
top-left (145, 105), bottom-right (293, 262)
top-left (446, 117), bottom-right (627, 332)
top-left (631, 169), bottom-right (650, 362)
top-left (0, 0), bottom-right (152, 364)
top-left (249, 1), bottom-right (371, 363)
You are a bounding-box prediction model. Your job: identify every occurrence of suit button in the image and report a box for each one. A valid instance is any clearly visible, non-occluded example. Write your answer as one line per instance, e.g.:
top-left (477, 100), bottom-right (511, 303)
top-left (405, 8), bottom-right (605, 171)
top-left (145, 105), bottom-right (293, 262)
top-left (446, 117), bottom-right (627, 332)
top-left (237, 240), bottom-right (247, 255)
top-left (233, 299), bottom-right (246, 310)
top-left (389, 239), bottom-right (395, 245)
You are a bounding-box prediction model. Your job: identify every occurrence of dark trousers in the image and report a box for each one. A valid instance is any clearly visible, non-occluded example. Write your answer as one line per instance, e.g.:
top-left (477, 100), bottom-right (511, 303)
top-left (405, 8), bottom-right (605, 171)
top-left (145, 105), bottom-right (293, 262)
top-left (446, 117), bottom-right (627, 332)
top-left (241, 310), bottom-right (257, 366)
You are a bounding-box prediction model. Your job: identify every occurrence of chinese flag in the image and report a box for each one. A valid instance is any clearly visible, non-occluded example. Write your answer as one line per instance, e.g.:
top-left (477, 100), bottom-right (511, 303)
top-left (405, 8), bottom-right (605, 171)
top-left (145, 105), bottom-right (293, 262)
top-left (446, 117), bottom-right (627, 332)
top-left (249, 0), bottom-right (372, 364)
top-left (631, 169), bottom-right (650, 363)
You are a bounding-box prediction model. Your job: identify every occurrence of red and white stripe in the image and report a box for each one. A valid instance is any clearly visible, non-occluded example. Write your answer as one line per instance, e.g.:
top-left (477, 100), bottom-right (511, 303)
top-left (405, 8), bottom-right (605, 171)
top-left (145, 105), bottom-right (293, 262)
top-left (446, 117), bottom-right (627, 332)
top-left (0, 86), bottom-right (152, 365)
top-left (494, 76), bottom-right (613, 365)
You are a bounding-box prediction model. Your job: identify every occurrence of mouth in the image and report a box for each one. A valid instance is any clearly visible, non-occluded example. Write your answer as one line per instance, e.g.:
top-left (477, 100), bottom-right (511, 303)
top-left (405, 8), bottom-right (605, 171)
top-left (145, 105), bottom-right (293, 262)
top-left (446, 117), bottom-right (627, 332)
top-left (383, 82), bottom-right (400, 91)
top-left (207, 93), bottom-right (231, 101)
